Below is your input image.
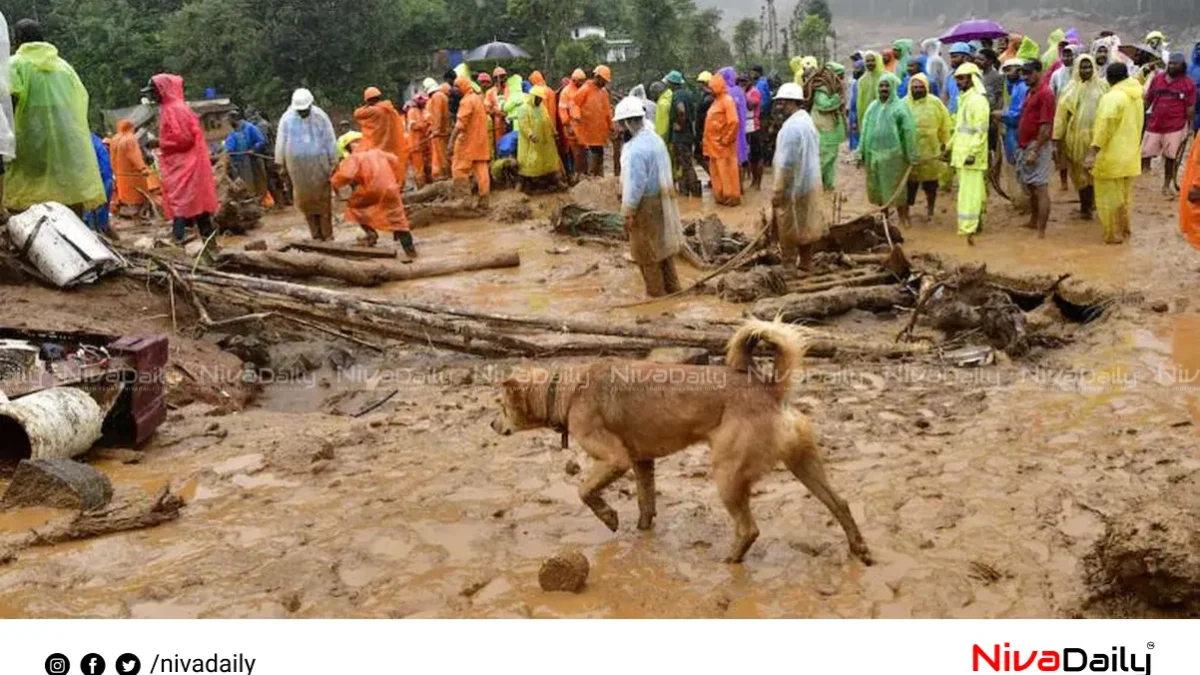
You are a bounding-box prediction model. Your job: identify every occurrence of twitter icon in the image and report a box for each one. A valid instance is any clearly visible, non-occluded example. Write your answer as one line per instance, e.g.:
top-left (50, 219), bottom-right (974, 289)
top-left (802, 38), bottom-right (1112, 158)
top-left (114, 654), bottom-right (140, 675)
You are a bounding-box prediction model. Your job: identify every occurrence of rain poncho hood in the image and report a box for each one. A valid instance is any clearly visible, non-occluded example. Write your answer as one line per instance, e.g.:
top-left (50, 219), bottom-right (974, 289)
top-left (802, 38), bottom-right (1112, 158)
top-left (1090, 77), bottom-right (1144, 180)
top-left (949, 64), bottom-right (988, 170)
top-left (275, 98), bottom-right (338, 215)
top-left (151, 73), bottom-right (220, 219)
top-left (718, 67), bottom-right (749, 163)
top-left (859, 72), bottom-right (917, 207)
top-left (922, 39), bottom-right (949, 99)
top-left (894, 39), bottom-right (915, 73)
top-left (1017, 36), bottom-right (1041, 62)
top-left (6, 41), bottom-right (105, 210)
top-left (0, 14), bottom-right (14, 160)
top-left (619, 127), bottom-right (683, 263)
top-left (1052, 54), bottom-right (1108, 185)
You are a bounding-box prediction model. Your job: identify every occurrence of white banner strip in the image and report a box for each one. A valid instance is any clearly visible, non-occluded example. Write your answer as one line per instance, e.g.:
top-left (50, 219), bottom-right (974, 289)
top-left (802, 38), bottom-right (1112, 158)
top-left (10, 619), bottom-right (1187, 675)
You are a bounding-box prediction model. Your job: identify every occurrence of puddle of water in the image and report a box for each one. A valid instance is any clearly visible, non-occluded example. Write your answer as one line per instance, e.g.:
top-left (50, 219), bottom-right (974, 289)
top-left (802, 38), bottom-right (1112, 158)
top-left (0, 506), bottom-right (72, 532)
top-left (1170, 315), bottom-right (1200, 424)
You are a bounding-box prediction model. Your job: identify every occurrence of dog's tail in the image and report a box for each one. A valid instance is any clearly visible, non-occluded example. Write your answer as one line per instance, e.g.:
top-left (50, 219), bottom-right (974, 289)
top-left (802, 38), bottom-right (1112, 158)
top-left (725, 318), bottom-right (812, 401)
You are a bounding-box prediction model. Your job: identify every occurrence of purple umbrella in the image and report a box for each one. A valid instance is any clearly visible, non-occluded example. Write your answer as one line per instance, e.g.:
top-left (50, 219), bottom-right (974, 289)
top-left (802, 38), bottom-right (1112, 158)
top-left (940, 19), bottom-right (1008, 43)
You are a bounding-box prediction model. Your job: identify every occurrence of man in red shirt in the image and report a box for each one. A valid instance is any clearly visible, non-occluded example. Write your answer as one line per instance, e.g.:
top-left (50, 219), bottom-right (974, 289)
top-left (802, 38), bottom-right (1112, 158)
top-left (1143, 52), bottom-right (1197, 196)
top-left (1017, 59), bottom-right (1056, 238)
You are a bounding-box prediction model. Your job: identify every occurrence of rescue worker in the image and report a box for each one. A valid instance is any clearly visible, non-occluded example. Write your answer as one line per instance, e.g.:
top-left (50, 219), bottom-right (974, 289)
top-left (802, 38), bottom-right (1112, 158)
top-left (516, 86), bottom-right (564, 192)
top-left (904, 73), bottom-right (951, 222)
top-left (111, 119), bottom-right (150, 219)
top-left (147, 73), bottom-right (219, 244)
top-left (336, 120), bottom-right (361, 160)
top-left (949, 62), bottom-right (989, 244)
top-left (355, 86), bottom-right (408, 184)
top-left (694, 71), bottom-right (715, 171)
top-left (615, 96), bottom-right (683, 297)
top-left (704, 68), bottom-right (742, 206)
top-left (406, 95), bottom-right (431, 188)
top-left (1086, 63), bottom-right (1143, 244)
top-left (771, 83), bottom-right (827, 273)
top-left (425, 77), bottom-right (451, 181)
top-left (806, 62), bottom-right (848, 191)
top-left (571, 65), bottom-right (614, 176)
top-left (479, 72), bottom-right (501, 151)
top-left (331, 137), bottom-right (416, 257)
top-left (855, 51), bottom-right (884, 136)
top-left (1052, 54), bottom-right (1107, 220)
top-left (559, 69), bottom-right (587, 178)
top-left (0, 11), bottom-right (12, 207)
top-left (449, 75), bottom-right (491, 202)
top-left (275, 88), bottom-right (338, 241)
top-left (224, 110), bottom-right (268, 197)
top-left (860, 73), bottom-right (917, 223)
top-left (665, 70), bottom-right (700, 197)
top-left (1180, 125), bottom-right (1200, 250)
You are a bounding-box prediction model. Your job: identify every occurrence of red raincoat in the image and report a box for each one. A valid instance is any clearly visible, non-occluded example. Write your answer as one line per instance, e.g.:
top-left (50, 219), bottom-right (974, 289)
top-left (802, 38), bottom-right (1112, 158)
top-left (152, 74), bottom-right (218, 219)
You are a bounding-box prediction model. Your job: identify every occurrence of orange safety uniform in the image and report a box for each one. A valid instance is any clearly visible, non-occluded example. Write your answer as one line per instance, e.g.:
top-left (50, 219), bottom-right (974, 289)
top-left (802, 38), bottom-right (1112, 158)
top-left (451, 76), bottom-right (491, 196)
top-left (571, 80), bottom-right (613, 149)
top-left (703, 75), bottom-right (742, 206)
top-left (427, 86), bottom-right (452, 180)
top-left (406, 105), bottom-right (430, 188)
top-left (1181, 137), bottom-right (1200, 251)
top-left (484, 86), bottom-right (504, 150)
top-left (111, 119), bottom-right (148, 207)
top-left (331, 146), bottom-right (410, 233)
top-left (354, 99), bottom-right (408, 184)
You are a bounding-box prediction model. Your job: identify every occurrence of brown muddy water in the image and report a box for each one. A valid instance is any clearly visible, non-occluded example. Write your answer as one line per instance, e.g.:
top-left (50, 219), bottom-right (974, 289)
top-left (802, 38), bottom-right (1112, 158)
top-left (0, 159), bottom-right (1197, 618)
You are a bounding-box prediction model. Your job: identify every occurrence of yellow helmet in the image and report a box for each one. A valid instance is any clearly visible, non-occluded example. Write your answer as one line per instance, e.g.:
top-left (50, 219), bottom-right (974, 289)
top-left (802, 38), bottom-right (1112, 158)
top-left (697, 71), bottom-right (713, 83)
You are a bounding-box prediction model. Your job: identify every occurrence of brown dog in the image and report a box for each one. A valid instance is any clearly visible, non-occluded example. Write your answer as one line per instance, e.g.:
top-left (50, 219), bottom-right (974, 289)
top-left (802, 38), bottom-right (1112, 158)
top-left (491, 319), bottom-right (872, 565)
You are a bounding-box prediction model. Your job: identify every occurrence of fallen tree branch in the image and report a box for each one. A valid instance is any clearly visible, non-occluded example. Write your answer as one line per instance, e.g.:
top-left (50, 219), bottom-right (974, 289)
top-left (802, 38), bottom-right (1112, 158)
top-left (2, 488), bottom-right (183, 553)
top-left (215, 249), bottom-right (519, 287)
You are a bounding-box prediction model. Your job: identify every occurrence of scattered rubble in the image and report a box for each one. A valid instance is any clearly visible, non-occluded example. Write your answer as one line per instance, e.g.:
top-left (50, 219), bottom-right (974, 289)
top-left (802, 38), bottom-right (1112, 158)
top-left (1, 458), bottom-right (113, 511)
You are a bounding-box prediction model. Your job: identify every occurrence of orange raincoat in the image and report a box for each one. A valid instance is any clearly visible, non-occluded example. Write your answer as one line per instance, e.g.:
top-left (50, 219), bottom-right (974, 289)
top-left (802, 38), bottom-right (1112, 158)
top-left (1181, 137), bottom-right (1200, 251)
top-left (484, 85), bottom-right (504, 150)
top-left (354, 99), bottom-right (408, 184)
top-left (427, 87), bottom-right (451, 179)
top-left (331, 146), bottom-right (409, 232)
top-left (529, 72), bottom-right (557, 133)
top-left (111, 119), bottom-right (147, 206)
top-left (703, 75), bottom-right (742, 205)
top-left (406, 105), bottom-right (430, 188)
top-left (571, 80), bottom-right (613, 148)
top-left (452, 76), bottom-right (491, 196)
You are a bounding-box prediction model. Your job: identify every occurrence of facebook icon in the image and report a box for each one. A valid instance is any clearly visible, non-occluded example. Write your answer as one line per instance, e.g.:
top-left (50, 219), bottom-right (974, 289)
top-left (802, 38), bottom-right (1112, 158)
top-left (81, 654), bottom-right (106, 675)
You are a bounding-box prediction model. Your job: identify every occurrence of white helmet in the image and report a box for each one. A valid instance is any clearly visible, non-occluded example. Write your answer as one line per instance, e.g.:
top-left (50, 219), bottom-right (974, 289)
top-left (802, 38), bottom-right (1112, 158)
top-left (776, 82), bottom-right (805, 102)
top-left (290, 88), bottom-right (315, 111)
top-left (613, 96), bottom-right (646, 122)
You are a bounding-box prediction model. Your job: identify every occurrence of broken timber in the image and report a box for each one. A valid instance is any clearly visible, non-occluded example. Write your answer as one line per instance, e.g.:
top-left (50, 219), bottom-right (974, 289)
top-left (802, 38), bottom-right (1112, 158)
top-left (215, 249), bottom-right (519, 286)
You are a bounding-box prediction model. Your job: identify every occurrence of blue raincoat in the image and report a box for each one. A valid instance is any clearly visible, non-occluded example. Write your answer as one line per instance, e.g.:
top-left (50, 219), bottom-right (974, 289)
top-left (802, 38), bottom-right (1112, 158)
top-left (1002, 78), bottom-right (1028, 164)
top-left (83, 133), bottom-right (112, 233)
top-left (848, 78), bottom-right (860, 151)
top-left (1190, 42), bottom-right (1200, 129)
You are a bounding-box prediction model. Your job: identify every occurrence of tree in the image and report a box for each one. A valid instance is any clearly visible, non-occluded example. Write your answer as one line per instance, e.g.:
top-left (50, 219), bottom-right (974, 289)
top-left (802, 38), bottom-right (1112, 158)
top-left (792, 14), bottom-right (830, 62)
top-left (683, 8), bottom-right (733, 75)
top-left (733, 18), bottom-right (760, 68)
top-left (628, 0), bottom-right (682, 84)
top-left (506, 0), bottom-right (583, 74)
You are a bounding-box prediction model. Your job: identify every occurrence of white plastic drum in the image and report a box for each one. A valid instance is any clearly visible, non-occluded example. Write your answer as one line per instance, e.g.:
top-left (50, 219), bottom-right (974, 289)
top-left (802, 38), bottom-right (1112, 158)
top-left (6, 202), bottom-right (124, 287)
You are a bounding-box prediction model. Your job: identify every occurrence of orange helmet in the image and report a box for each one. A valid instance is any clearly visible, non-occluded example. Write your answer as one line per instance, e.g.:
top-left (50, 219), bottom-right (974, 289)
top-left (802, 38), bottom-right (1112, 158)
top-left (571, 68), bottom-right (587, 82)
top-left (493, 67), bottom-right (508, 79)
top-left (363, 86), bottom-right (382, 101)
top-left (477, 73), bottom-right (493, 85)
top-left (593, 65), bottom-right (612, 82)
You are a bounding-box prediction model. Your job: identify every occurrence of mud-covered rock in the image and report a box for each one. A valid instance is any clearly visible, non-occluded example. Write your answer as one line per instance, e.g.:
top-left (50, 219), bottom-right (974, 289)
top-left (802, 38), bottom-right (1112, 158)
top-left (538, 550), bottom-right (589, 592)
top-left (219, 334), bottom-right (271, 367)
top-left (1083, 474), bottom-right (1200, 610)
top-left (718, 266), bottom-right (788, 302)
top-left (1, 458), bottom-right (113, 511)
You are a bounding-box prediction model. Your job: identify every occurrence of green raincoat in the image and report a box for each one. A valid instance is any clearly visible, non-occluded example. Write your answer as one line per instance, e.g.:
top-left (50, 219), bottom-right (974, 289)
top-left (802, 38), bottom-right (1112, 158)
top-left (856, 51), bottom-right (884, 129)
top-left (1017, 36), bottom-right (1041, 62)
top-left (893, 39), bottom-right (915, 74)
top-left (502, 75), bottom-right (526, 130)
top-left (516, 96), bottom-right (561, 178)
top-left (811, 63), bottom-right (847, 190)
top-left (6, 42), bottom-right (105, 211)
top-left (859, 73), bottom-right (916, 207)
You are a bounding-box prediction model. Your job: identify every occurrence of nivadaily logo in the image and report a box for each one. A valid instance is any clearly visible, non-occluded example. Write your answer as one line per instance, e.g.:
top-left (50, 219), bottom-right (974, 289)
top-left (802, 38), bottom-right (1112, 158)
top-left (972, 643), bottom-right (1151, 674)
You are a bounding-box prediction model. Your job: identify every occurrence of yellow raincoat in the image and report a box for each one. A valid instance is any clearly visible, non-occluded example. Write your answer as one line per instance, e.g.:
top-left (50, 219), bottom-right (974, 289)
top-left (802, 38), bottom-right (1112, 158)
top-left (6, 42), bottom-right (105, 210)
top-left (791, 56), bottom-right (819, 85)
top-left (1091, 77), bottom-right (1143, 242)
top-left (516, 87), bottom-right (561, 178)
top-left (949, 64), bottom-right (989, 236)
top-left (856, 51), bottom-right (884, 128)
top-left (904, 74), bottom-right (951, 182)
top-left (655, 87), bottom-right (673, 139)
top-left (1051, 55), bottom-right (1107, 190)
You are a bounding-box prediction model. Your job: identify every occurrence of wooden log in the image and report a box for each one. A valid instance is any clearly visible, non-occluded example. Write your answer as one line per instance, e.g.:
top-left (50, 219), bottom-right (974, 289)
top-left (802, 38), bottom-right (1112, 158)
top-left (215, 250), bottom-right (519, 286)
top-left (786, 271), bottom-right (895, 295)
top-left (406, 201), bottom-right (489, 229)
top-left (813, 214), bottom-right (903, 253)
top-left (403, 181), bottom-right (456, 205)
top-left (751, 285), bottom-right (914, 322)
top-left (1, 488), bottom-right (183, 554)
top-left (285, 240), bottom-right (397, 259)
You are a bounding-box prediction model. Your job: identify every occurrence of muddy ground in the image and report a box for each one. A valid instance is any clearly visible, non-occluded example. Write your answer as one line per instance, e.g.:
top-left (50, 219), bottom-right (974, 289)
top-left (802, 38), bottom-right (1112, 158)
top-left (0, 149), bottom-right (1197, 618)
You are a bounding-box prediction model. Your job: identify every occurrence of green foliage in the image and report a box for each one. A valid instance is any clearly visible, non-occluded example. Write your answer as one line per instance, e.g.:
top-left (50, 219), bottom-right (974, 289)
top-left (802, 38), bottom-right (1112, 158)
top-left (732, 18), bottom-right (760, 69)
top-left (788, 0), bottom-right (832, 61)
top-left (7, 0), bottom-right (733, 124)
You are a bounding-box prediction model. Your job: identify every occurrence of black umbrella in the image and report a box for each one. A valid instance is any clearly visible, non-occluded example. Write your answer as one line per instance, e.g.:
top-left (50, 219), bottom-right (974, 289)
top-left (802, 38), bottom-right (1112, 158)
top-left (465, 41), bottom-right (531, 62)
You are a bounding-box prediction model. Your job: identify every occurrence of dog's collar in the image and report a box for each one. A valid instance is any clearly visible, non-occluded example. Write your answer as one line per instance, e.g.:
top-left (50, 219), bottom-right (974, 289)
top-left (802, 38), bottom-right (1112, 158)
top-left (546, 374), bottom-right (569, 449)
